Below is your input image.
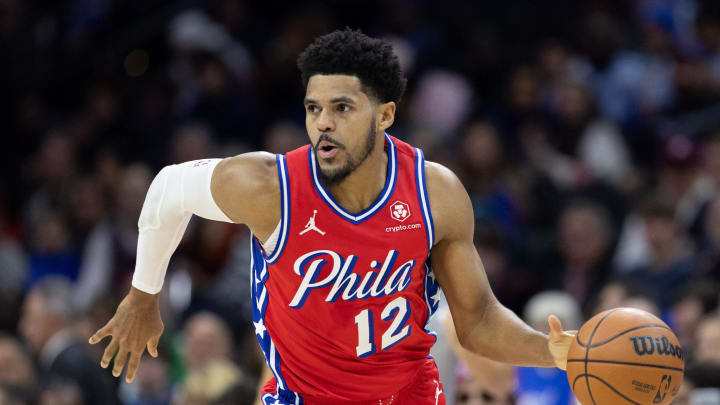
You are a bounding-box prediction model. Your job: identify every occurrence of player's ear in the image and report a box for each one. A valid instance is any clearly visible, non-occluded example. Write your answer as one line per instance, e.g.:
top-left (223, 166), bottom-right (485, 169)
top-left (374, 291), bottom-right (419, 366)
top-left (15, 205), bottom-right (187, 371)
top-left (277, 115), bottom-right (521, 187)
top-left (376, 101), bottom-right (395, 132)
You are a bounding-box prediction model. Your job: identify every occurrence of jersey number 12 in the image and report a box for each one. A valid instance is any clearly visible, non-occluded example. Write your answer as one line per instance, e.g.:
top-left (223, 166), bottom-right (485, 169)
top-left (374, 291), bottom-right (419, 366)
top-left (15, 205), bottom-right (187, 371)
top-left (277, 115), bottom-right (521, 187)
top-left (354, 296), bottom-right (411, 358)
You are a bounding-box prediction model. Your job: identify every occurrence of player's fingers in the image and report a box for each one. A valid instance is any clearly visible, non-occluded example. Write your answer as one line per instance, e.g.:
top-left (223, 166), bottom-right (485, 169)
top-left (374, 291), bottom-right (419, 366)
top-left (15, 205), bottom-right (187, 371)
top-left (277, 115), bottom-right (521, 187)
top-left (112, 347), bottom-right (130, 378)
top-left (100, 337), bottom-right (119, 368)
top-left (125, 352), bottom-right (142, 383)
top-left (89, 323), bottom-right (112, 344)
top-left (147, 335), bottom-right (160, 358)
top-left (548, 315), bottom-right (564, 337)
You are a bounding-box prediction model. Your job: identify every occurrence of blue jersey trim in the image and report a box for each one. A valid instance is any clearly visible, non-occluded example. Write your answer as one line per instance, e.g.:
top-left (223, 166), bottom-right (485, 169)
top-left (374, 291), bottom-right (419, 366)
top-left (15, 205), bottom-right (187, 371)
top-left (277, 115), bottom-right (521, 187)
top-left (264, 154), bottom-right (290, 264)
top-left (422, 262), bottom-right (440, 342)
top-left (309, 133), bottom-right (397, 224)
top-left (251, 237), bottom-right (305, 405)
top-left (414, 148), bottom-right (435, 251)
top-left (251, 239), bottom-right (289, 392)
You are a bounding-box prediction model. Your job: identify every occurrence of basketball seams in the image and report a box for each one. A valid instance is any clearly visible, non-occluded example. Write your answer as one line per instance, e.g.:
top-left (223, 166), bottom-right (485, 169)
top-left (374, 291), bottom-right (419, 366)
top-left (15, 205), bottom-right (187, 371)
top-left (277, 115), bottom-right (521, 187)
top-left (584, 308), bottom-right (620, 405)
top-left (575, 323), bottom-right (669, 348)
top-left (585, 324), bottom-right (671, 348)
top-left (586, 374), bottom-right (644, 405)
top-left (567, 359), bottom-right (684, 372)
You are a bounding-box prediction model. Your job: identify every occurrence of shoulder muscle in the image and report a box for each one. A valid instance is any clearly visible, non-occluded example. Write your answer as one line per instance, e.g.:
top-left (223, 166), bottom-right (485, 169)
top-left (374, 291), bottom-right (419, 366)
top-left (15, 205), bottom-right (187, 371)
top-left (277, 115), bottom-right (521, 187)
top-left (211, 152), bottom-right (280, 240)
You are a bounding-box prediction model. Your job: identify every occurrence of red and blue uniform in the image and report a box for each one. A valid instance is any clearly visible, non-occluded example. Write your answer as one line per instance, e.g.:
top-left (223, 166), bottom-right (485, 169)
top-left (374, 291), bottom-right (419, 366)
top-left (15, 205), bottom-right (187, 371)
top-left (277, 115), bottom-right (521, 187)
top-left (252, 134), bottom-right (445, 404)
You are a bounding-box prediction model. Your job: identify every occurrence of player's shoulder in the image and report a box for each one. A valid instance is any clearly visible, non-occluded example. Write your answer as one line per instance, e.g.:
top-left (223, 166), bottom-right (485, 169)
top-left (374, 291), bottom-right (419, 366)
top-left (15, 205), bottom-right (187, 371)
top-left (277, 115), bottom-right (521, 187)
top-left (211, 151), bottom-right (281, 236)
top-left (424, 160), bottom-right (473, 243)
top-left (424, 161), bottom-right (466, 199)
top-left (215, 151), bottom-right (279, 189)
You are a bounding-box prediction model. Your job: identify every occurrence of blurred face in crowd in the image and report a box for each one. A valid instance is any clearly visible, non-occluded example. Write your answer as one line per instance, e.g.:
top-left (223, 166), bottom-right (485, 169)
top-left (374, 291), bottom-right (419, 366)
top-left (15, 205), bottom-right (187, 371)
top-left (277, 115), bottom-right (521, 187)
top-left (456, 378), bottom-right (514, 405)
top-left (671, 296), bottom-right (705, 348)
top-left (115, 164), bottom-right (152, 220)
top-left (71, 177), bottom-right (106, 232)
top-left (559, 206), bottom-right (609, 268)
top-left (183, 313), bottom-right (232, 369)
top-left (304, 74), bottom-right (394, 186)
top-left (462, 122), bottom-right (502, 173)
top-left (39, 384), bottom-right (83, 405)
top-left (19, 291), bottom-right (65, 354)
top-left (0, 337), bottom-right (35, 385)
top-left (36, 134), bottom-right (74, 185)
top-left (593, 282), bottom-right (628, 314)
top-left (643, 215), bottom-right (677, 250)
top-left (695, 317), bottom-right (720, 363)
top-left (32, 211), bottom-right (70, 254)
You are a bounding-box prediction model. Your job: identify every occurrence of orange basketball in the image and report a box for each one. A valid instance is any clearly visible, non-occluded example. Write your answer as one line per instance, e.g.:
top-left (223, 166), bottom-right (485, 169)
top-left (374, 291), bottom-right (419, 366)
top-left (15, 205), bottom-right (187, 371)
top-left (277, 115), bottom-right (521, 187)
top-left (566, 308), bottom-right (684, 405)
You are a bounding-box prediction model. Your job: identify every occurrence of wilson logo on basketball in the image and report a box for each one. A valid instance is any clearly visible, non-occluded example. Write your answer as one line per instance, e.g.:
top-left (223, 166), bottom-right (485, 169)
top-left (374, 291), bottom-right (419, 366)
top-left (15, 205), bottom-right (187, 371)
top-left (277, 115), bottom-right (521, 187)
top-left (629, 336), bottom-right (683, 359)
top-left (390, 200), bottom-right (410, 222)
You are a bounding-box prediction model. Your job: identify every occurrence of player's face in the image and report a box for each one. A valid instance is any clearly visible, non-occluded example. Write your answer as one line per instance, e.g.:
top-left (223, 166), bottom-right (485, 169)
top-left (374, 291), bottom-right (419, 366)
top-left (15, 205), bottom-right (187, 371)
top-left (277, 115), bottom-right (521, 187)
top-left (304, 74), bottom-right (386, 185)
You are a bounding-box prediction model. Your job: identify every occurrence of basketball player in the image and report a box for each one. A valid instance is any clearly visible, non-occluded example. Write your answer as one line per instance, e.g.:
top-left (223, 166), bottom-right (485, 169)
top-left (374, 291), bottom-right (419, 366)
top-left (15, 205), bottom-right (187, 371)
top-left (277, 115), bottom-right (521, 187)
top-left (89, 28), bottom-right (576, 404)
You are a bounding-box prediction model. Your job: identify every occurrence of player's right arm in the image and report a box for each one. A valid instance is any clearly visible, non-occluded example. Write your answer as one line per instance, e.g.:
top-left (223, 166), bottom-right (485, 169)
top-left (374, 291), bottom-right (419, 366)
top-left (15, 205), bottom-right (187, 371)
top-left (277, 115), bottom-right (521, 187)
top-left (88, 153), bottom-right (280, 384)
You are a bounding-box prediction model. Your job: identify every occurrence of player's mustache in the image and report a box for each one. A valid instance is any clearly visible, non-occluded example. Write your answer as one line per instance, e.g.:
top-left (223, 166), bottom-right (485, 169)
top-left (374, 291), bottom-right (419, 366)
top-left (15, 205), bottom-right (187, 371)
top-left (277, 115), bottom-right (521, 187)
top-left (315, 134), bottom-right (346, 150)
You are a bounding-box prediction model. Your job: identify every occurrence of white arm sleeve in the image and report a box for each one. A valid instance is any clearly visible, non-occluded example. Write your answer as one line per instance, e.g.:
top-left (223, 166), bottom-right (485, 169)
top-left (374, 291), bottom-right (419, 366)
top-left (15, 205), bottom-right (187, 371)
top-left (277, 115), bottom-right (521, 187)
top-left (132, 159), bottom-right (234, 294)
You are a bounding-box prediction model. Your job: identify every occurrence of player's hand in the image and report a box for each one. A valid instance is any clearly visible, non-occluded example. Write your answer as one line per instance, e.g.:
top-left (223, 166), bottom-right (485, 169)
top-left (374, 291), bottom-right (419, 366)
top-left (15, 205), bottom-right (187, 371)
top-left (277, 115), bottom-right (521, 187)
top-left (88, 287), bottom-right (164, 383)
top-left (547, 314), bottom-right (577, 370)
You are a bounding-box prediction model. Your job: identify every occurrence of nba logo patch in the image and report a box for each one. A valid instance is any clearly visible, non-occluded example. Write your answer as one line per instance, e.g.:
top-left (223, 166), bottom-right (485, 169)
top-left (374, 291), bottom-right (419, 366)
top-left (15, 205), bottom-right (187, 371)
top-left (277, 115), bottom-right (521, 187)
top-left (390, 200), bottom-right (410, 222)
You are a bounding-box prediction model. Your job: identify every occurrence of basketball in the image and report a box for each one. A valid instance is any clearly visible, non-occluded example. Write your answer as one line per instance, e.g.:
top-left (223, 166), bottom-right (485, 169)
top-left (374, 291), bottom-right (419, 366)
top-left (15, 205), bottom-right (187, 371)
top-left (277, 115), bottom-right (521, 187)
top-left (566, 308), bottom-right (684, 405)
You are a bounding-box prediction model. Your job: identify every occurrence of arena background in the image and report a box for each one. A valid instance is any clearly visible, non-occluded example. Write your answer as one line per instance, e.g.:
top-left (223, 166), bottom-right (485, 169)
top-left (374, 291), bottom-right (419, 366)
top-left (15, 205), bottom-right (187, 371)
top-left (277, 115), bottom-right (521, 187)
top-left (1, 0), bottom-right (720, 404)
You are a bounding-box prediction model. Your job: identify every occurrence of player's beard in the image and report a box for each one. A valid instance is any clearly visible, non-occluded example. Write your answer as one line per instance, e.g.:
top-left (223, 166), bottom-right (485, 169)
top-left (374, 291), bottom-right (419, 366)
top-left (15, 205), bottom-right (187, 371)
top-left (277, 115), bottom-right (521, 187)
top-left (316, 117), bottom-right (376, 187)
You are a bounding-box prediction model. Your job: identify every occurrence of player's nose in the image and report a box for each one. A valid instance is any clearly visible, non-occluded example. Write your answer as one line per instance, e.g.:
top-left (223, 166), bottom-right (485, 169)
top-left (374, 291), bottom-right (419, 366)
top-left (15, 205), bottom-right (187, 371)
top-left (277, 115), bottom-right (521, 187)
top-left (316, 109), bottom-right (335, 132)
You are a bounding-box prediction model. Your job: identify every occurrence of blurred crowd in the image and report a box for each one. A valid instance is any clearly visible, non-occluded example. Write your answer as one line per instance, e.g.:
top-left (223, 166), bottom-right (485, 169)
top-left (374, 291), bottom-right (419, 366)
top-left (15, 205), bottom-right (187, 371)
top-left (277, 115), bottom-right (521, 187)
top-left (2, 0), bottom-right (720, 404)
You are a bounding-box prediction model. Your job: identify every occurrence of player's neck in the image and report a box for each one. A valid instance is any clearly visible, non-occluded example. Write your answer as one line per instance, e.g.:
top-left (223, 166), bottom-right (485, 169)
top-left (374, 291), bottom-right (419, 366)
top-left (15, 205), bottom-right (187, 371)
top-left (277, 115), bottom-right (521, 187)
top-left (326, 141), bottom-right (388, 214)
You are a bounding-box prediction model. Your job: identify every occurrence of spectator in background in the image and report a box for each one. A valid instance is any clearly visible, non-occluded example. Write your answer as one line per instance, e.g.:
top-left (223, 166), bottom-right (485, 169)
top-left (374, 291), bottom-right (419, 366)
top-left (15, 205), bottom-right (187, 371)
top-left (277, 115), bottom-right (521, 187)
top-left (627, 192), bottom-right (695, 311)
top-left (474, 224), bottom-right (537, 315)
top-left (18, 277), bottom-right (117, 405)
top-left (173, 360), bottom-right (244, 405)
top-left (679, 362), bottom-right (720, 405)
top-left (515, 291), bottom-right (580, 405)
top-left (460, 120), bottom-right (521, 236)
top-left (0, 217), bottom-right (27, 330)
top-left (38, 382), bottom-right (84, 405)
top-left (686, 133), bottom-right (720, 243)
top-left (73, 163), bottom-right (153, 312)
top-left (523, 79), bottom-right (632, 191)
top-left (0, 384), bottom-right (38, 405)
top-left (455, 362), bottom-right (514, 405)
top-left (25, 210), bottom-right (80, 288)
top-left (697, 196), bottom-right (720, 282)
top-left (546, 199), bottom-right (615, 311)
top-left (23, 133), bottom-right (76, 233)
top-left (169, 122), bottom-right (215, 164)
top-left (181, 312), bottom-right (235, 373)
top-left (669, 280), bottom-right (719, 351)
top-left (0, 334), bottom-right (36, 387)
top-left (695, 316), bottom-right (720, 363)
top-left (444, 312), bottom-right (516, 405)
top-left (658, 136), bottom-right (713, 232)
top-left (119, 352), bottom-right (172, 405)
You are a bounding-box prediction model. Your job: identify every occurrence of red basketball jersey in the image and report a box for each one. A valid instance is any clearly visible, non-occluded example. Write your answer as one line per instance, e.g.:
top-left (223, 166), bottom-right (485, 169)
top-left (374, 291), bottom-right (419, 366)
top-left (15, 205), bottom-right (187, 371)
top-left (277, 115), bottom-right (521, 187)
top-left (251, 134), bottom-right (441, 404)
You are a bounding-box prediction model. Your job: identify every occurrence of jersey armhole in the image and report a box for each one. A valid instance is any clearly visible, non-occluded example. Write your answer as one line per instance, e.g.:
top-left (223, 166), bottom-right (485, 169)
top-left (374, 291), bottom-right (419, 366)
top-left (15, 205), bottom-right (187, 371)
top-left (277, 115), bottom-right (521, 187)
top-left (414, 148), bottom-right (435, 252)
top-left (260, 154), bottom-right (290, 264)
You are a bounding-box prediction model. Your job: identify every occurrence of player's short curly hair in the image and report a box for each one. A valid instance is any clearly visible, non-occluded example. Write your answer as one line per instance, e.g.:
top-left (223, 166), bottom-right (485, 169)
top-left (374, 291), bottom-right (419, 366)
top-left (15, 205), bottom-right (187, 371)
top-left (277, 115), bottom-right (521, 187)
top-left (297, 28), bottom-right (407, 104)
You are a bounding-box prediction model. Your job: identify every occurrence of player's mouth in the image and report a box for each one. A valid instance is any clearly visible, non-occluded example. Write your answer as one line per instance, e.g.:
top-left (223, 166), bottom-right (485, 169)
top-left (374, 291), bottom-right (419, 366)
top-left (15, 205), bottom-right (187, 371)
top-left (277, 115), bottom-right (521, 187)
top-left (317, 140), bottom-right (340, 159)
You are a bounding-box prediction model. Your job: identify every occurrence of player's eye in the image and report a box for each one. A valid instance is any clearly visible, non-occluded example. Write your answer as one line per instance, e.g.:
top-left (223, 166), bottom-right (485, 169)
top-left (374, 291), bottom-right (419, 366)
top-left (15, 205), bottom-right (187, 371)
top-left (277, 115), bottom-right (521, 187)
top-left (337, 104), bottom-right (350, 112)
top-left (307, 105), bottom-right (319, 113)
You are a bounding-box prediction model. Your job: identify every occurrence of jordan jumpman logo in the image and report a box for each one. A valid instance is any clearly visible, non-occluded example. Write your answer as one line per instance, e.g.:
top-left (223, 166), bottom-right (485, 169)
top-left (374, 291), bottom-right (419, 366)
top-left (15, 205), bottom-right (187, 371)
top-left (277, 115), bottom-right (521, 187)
top-left (300, 210), bottom-right (325, 235)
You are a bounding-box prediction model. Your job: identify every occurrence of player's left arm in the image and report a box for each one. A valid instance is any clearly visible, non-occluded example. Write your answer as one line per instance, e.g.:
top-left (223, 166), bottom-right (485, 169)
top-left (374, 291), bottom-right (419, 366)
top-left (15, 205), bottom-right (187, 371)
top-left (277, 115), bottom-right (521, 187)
top-left (426, 161), bottom-right (575, 369)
